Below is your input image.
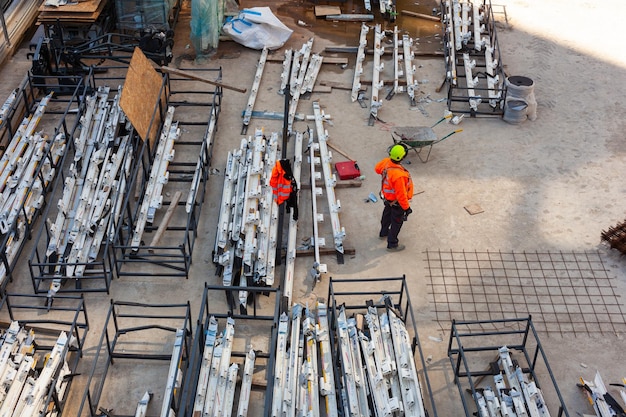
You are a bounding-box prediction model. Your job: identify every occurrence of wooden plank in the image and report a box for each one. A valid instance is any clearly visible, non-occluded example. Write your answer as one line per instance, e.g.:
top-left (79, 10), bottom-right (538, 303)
top-left (120, 47), bottom-right (165, 145)
top-left (148, 191), bottom-right (183, 252)
top-left (318, 56), bottom-right (348, 65)
top-left (319, 80), bottom-right (360, 91)
top-left (301, 180), bottom-right (362, 189)
top-left (311, 85), bottom-right (332, 93)
top-left (315, 5), bottom-right (341, 17)
top-left (296, 247), bottom-right (356, 257)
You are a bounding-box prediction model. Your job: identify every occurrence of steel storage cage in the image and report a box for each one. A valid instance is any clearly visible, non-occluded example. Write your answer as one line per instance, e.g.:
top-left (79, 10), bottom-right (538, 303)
top-left (441, 0), bottom-right (507, 116)
top-left (27, 72), bottom-right (139, 301)
top-left (0, 71), bottom-right (84, 293)
top-left (327, 275), bottom-right (438, 417)
top-left (179, 283), bottom-right (281, 417)
top-left (0, 292), bottom-right (89, 417)
top-left (75, 300), bottom-right (193, 417)
top-left (447, 317), bottom-right (571, 417)
top-left (111, 67), bottom-right (222, 279)
top-left (114, 0), bottom-right (181, 31)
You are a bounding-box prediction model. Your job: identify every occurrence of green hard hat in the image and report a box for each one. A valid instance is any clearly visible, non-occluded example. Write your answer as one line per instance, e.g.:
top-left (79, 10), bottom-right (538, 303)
top-left (389, 144), bottom-right (407, 162)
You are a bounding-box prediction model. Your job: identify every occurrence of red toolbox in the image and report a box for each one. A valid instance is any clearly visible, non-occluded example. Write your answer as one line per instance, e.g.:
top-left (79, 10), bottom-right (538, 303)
top-left (335, 161), bottom-right (361, 180)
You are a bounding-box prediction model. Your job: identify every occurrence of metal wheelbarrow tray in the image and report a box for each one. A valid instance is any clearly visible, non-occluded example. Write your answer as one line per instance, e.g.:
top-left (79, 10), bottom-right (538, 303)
top-left (391, 118), bottom-right (462, 163)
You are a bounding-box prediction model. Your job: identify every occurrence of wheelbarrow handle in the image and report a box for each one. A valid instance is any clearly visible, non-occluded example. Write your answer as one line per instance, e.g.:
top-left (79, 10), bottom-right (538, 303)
top-left (438, 129), bottom-right (463, 141)
top-left (431, 114), bottom-right (453, 128)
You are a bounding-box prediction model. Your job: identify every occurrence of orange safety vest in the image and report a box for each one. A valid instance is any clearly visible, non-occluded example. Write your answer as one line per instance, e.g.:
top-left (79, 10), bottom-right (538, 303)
top-left (270, 161), bottom-right (292, 204)
top-left (375, 158), bottom-right (413, 210)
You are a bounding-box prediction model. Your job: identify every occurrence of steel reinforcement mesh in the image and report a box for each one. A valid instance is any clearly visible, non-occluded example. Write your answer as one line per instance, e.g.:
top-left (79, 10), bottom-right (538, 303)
top-left (426, 250), bottom-right (626, 336)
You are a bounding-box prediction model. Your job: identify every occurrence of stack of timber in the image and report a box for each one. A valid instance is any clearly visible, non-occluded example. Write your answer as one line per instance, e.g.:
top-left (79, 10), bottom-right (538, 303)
top-left (37, 0), bottom-right (108, 27)
top-left (44, 86), bottom-right (132, 294)
top-left (473, 346), bottom-right (554, 417)
top-left (0, 322), bottom-right (71, 417)
top-left (0, 92), bottom-right (67, 288)
top-left (270, 299), bottom-right (427, 416)
top-left (213, 129), bottom-right (280, 304)
top-left (0, 0), bottom-right (40, 66)
top-left (191, 317), bottom-right (256, 417)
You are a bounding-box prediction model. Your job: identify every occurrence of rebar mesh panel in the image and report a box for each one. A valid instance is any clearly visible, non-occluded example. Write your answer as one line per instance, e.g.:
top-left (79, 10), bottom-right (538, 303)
top-left (426, 250), bottom-right (626, 336)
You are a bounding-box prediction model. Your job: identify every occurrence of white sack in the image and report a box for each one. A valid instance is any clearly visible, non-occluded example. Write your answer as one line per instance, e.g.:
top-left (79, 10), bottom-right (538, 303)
top-left (223, 7), bottom-right (293, 50)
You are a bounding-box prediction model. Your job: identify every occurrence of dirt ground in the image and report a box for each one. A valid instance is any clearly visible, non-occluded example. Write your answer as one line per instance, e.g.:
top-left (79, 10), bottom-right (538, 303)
top-left (0, 0), bottom-right (625, 416)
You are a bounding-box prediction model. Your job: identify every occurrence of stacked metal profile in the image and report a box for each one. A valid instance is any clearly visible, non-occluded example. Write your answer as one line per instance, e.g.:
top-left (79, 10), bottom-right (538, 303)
top-left (441, 0), bottom-right (506, 115)
top-left (130, 105), bottom-right (179, 251)
top-left (0, 92), bottom-right (67, 289)
top-left (213, 129), bottom-right (279, 304)
top-left (278, 38), bottom-right (324, 135)
top-left (270, 300), bottom-right (427, 416)
top-left (579, 372), bottom-right (626, 417)
top-left (472, 346), bottom-right (553, 417)
top-left (307, 102), bottom-right (346, 283)
top-left (43, 86), bottom-right (133, 298)
top-left (0, 322), bottom-right (71, 417)
top-left (190, 316), bottom-right (256, 417)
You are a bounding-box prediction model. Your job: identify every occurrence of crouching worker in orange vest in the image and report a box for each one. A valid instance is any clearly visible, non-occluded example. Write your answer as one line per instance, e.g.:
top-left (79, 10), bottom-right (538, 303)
top-left (270, 159), bottom-right (299, 220)
top-left (375, 144), bottom-right (413, 252)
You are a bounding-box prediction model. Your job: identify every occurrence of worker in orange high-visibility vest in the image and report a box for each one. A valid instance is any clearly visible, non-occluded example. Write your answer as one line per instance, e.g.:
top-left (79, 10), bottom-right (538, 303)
top-left (375, 144), bottom-right (413, 252)
top-left (270, 159), bottom-right (299, 220)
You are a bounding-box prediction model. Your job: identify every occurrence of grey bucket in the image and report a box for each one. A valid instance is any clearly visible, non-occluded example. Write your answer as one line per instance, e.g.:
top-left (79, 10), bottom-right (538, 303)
top-left (503, 76), bottom-right (537, 123)
top-left (503, 99), bottom-right (529, 124)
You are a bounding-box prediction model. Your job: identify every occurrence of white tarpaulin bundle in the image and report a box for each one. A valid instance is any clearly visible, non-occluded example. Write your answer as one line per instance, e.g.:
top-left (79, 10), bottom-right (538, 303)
top-left (223, 7), bottom-right (293, 50)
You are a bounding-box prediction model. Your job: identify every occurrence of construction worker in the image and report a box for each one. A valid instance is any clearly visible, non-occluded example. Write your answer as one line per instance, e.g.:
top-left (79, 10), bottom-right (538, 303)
top-left (375, 144), bottom-right (413, 252)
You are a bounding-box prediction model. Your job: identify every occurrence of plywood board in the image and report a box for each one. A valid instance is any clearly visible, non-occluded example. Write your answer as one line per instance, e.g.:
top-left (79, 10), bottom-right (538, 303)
top-left (464, 203), bottom-right (484, 215)
top-left (39, 0), bottom-right (103, 13)
top-left (120, 47), bottom-right (165, 145)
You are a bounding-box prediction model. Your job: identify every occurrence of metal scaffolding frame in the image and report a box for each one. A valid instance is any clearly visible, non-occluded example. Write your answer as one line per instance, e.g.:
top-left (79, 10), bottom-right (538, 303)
top-left (442, 0), bottom-right (507, 116)
top-left (0, 292), bottom-right (89, 417)
top-left (75, 300), bottom-right (193, 417)
top-left (112, 67), bottom-right (222, 279)
top-left (1, 71), bottom-right (84, 293)
top-left (27, 73), bottom-right (135, 298)
top-left (327, 276), bottom-right (439, 417)
top-left (447, 317), bottom-right (571, 417)
top-left (179, 283), bottom-right (280, 417)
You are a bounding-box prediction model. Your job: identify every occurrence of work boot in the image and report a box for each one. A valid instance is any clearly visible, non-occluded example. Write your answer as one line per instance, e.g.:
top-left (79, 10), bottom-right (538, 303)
top-left (386, 244), bottom-right (405, 252)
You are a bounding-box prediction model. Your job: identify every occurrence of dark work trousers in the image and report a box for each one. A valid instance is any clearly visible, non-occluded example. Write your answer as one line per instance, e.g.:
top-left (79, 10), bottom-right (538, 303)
top-left (379, 201), bottom-right (405, 248)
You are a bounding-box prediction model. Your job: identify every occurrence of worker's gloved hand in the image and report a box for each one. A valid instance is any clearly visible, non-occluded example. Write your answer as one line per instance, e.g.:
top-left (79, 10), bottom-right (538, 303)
top-left (403, 207), bottom-right (413, 221)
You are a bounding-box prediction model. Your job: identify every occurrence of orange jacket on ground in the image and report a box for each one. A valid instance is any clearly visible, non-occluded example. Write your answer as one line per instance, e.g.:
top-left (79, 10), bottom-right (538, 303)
top-left (270, 161), bottom-right (292, 204)
top-left (375, 158), bottom-right (413, 210)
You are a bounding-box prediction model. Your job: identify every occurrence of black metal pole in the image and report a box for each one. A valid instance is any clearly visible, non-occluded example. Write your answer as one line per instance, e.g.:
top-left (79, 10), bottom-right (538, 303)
top-left (275, 75), bottom-right (291, 268)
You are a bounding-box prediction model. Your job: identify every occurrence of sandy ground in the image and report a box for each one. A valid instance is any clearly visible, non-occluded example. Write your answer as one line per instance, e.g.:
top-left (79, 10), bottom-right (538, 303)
top-left (0, 0), bottom-right (625, 416)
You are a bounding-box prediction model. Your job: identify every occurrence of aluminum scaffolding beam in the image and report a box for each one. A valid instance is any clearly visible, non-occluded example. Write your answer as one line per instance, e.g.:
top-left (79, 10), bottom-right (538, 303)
top-left (351, 24), bottom-right (369, 103)
top-left (307, 128), bottom-right (326, 281)
top-left (288, 39), bottom-right (314, 134)
top-left (242, 47), bottom-right (269, 135)
top-left (370, 24), bottom-right (385, 124)
top-left (235, 349), bottom-right (255, 417)
top-left (131, 105), bottom-right (180, 251)
top-left (283, 131), bottom-right (303, 304)
top-left (313, 102), bottom-right (345, 263)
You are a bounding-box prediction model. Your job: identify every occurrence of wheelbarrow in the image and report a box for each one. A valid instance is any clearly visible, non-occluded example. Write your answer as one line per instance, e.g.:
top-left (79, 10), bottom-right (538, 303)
top-left (391, 116), bottom-right (462, 163)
